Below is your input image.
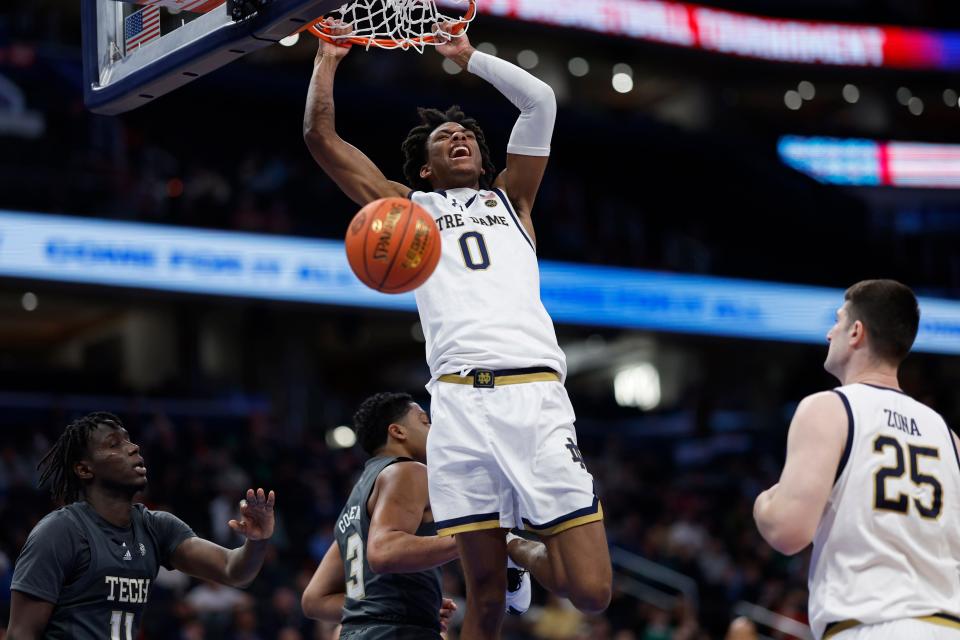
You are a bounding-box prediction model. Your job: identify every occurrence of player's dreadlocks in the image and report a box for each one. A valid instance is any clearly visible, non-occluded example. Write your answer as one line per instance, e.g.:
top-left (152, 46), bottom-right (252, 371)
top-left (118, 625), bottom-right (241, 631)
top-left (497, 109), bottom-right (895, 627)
top-left (37, 411), bottom-right (124, 505)
top-left (402, 105), bottom-right (497, 192)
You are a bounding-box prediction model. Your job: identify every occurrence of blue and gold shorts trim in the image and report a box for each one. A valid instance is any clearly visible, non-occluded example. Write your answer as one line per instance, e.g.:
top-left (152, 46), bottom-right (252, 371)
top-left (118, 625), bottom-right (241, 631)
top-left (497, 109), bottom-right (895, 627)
top-left (823, 612), bottom-right (960, 639)
top-left (434, 511), bottom-right (502, 537)
top-left (437, 367), bottom-right (559, 388)
top-left (522, 497), bottom-right (604, 537)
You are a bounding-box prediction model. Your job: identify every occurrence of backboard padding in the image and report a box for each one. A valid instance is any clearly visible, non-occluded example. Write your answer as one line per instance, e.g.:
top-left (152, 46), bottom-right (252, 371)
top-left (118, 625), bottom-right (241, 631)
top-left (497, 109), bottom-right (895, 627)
top-left (82, 0), bottom-right (343, 115)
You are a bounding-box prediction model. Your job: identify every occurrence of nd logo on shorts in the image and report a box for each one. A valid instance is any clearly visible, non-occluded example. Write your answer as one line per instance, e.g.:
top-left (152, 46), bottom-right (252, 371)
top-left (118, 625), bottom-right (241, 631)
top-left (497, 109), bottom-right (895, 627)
top-left (474, 370), bottom-right (494, 388)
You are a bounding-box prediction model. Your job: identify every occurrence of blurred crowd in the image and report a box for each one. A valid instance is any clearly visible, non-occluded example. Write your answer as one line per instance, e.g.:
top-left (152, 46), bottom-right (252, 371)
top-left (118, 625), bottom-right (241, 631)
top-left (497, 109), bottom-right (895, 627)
top-left (3, 27), bottom-right (960, 296)
top-left (0, 406), bottom-right (811, 640)
top-left (1, 5), bottom-right (959, 640)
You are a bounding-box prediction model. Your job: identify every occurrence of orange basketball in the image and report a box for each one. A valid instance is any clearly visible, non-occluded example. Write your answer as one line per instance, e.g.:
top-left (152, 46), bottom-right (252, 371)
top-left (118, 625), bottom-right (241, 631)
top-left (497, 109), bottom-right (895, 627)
top-left (345, 197), bottom-right (442, 294)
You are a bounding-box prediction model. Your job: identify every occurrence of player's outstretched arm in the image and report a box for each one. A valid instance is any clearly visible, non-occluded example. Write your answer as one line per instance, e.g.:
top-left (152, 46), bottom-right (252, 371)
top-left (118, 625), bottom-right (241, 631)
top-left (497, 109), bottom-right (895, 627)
top-left (437, 26), bottom-right (555, 238)
top-left (7, 592), bottom-right (55, 640)
top-left (367, 461), bottom-right (459, 573)
top-left (171, 488), bottom-right (275, 588)
top-left (303, 19), bottom-right (409, 206)
top-left (754, 392), bottom-right (848, 555)
top-left (302, 541), bottom-right (346, 621)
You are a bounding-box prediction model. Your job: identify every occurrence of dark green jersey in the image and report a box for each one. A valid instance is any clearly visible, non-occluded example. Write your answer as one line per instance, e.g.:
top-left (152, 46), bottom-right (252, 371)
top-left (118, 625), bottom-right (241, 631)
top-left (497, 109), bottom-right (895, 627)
top-left (11, 501), bottom-right (195, 639)
top-left (335, 456), bottom-right (442, 635)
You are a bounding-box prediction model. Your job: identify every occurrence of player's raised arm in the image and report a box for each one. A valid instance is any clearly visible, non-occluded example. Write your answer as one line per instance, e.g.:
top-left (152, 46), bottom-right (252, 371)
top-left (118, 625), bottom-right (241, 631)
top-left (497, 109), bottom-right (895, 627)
top-left (303, 19), bottom-right (409, 206)
top-left (436, 26), bottom-right (556, 229)
top-left (302, 541), bottom-right (346, 621)
top-left (171, 488), bottom-right (275, 588)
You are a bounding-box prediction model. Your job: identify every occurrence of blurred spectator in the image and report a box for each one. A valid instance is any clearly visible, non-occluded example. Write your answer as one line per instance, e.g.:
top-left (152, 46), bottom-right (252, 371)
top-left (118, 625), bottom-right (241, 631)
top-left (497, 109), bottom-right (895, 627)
top-left (185, 580), bottom-right (254, 636)
top-left (531, 596), bottom-right (585, 640)
top-left (0, 403), bottom-right (842, 638)
top-left (725, 617), bottom-right (758, 640)
top-left (231, 605), bottom-right (263, 640)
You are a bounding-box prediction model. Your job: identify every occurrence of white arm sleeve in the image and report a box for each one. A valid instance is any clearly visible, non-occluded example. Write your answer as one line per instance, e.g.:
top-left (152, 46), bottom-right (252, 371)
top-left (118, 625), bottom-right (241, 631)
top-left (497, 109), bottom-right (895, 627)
top-left (466, 51), bottom-right (556, 157)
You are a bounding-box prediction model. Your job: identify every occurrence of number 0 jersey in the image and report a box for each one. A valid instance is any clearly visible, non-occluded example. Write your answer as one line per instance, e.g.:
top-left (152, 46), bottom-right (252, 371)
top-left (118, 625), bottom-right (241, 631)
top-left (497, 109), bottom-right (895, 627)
top-left (808, 383), bottom-right (960, 639)
top-left (410, 188), bottom-right (566, 380)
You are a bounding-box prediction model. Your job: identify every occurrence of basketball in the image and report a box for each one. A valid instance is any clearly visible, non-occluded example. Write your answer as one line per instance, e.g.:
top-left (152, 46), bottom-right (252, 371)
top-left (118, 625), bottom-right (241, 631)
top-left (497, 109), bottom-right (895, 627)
top-left (344, 197), bottom-right (442, 294)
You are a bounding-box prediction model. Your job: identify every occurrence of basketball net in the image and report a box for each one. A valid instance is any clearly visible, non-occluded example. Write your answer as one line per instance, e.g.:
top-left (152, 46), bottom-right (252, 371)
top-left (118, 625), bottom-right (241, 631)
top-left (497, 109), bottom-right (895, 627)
top-left (302, 0), bottom-right (476, 52)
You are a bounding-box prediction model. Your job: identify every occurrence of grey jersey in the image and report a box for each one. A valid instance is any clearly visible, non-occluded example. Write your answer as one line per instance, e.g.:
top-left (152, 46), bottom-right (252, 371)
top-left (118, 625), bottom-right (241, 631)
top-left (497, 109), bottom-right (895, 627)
top-left (11, 501), bottom-right (195, 639)
top-left (335, 456), bottom-right (442, 635)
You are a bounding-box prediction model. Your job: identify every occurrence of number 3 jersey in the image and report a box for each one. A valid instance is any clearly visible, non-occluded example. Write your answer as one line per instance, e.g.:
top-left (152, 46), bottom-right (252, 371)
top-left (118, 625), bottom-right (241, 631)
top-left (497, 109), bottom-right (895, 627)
top-left (410, 188), bottom-right (566, 380)
top-left (808, 383), bottom-right (960, 639)
top-left (335, 456), bottom-right (442, 633)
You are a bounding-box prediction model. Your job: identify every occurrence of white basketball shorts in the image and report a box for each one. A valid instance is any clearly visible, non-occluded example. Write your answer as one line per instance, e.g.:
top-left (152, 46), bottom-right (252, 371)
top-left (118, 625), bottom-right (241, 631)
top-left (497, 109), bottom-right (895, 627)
top-left (426, 371), bottom-right (602, 537)
top-left (826, 616), bottom-right (960, 640)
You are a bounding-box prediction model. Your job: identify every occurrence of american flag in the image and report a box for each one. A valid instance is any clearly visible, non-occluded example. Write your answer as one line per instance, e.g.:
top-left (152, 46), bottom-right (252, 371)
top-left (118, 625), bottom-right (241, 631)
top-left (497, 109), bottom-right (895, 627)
top-left (125, 4), bottom-right (161, 52)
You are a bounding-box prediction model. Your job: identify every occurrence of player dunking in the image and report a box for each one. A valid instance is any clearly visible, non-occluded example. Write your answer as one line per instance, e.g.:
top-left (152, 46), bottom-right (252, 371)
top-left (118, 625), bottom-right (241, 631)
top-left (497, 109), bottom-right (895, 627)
top-left (302, 392), bottom-right (458, 639)
top-left (7, 412), bottom-right (276, 639)
top-left (754, 280), bottom-right (960, 640)
top-left (304, 20), bottom-right (611, 639)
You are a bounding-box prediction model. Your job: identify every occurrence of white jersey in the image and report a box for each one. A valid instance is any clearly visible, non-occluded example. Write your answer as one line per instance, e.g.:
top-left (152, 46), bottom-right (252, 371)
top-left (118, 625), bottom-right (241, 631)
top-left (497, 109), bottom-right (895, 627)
top-left (410, 187), bottom-right (566, 380)
top-left (809, 383), bottom-right (960, 639)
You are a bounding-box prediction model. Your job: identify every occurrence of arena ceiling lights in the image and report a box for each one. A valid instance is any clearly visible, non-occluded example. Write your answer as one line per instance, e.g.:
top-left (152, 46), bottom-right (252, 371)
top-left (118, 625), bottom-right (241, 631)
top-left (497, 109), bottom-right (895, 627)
top-left (439, 0), bottom-right (960, 70)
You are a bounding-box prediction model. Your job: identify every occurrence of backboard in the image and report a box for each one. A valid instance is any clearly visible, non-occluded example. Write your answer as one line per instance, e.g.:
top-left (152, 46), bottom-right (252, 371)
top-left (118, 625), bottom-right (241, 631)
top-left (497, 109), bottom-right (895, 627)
top-left (81, 0), bottom-right (342, 115)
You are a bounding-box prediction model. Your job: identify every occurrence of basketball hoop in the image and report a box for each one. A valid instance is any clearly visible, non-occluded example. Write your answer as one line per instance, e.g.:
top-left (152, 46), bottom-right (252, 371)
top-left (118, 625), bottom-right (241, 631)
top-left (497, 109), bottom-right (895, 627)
top-left (300, 0), bottom-right (477, 52)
